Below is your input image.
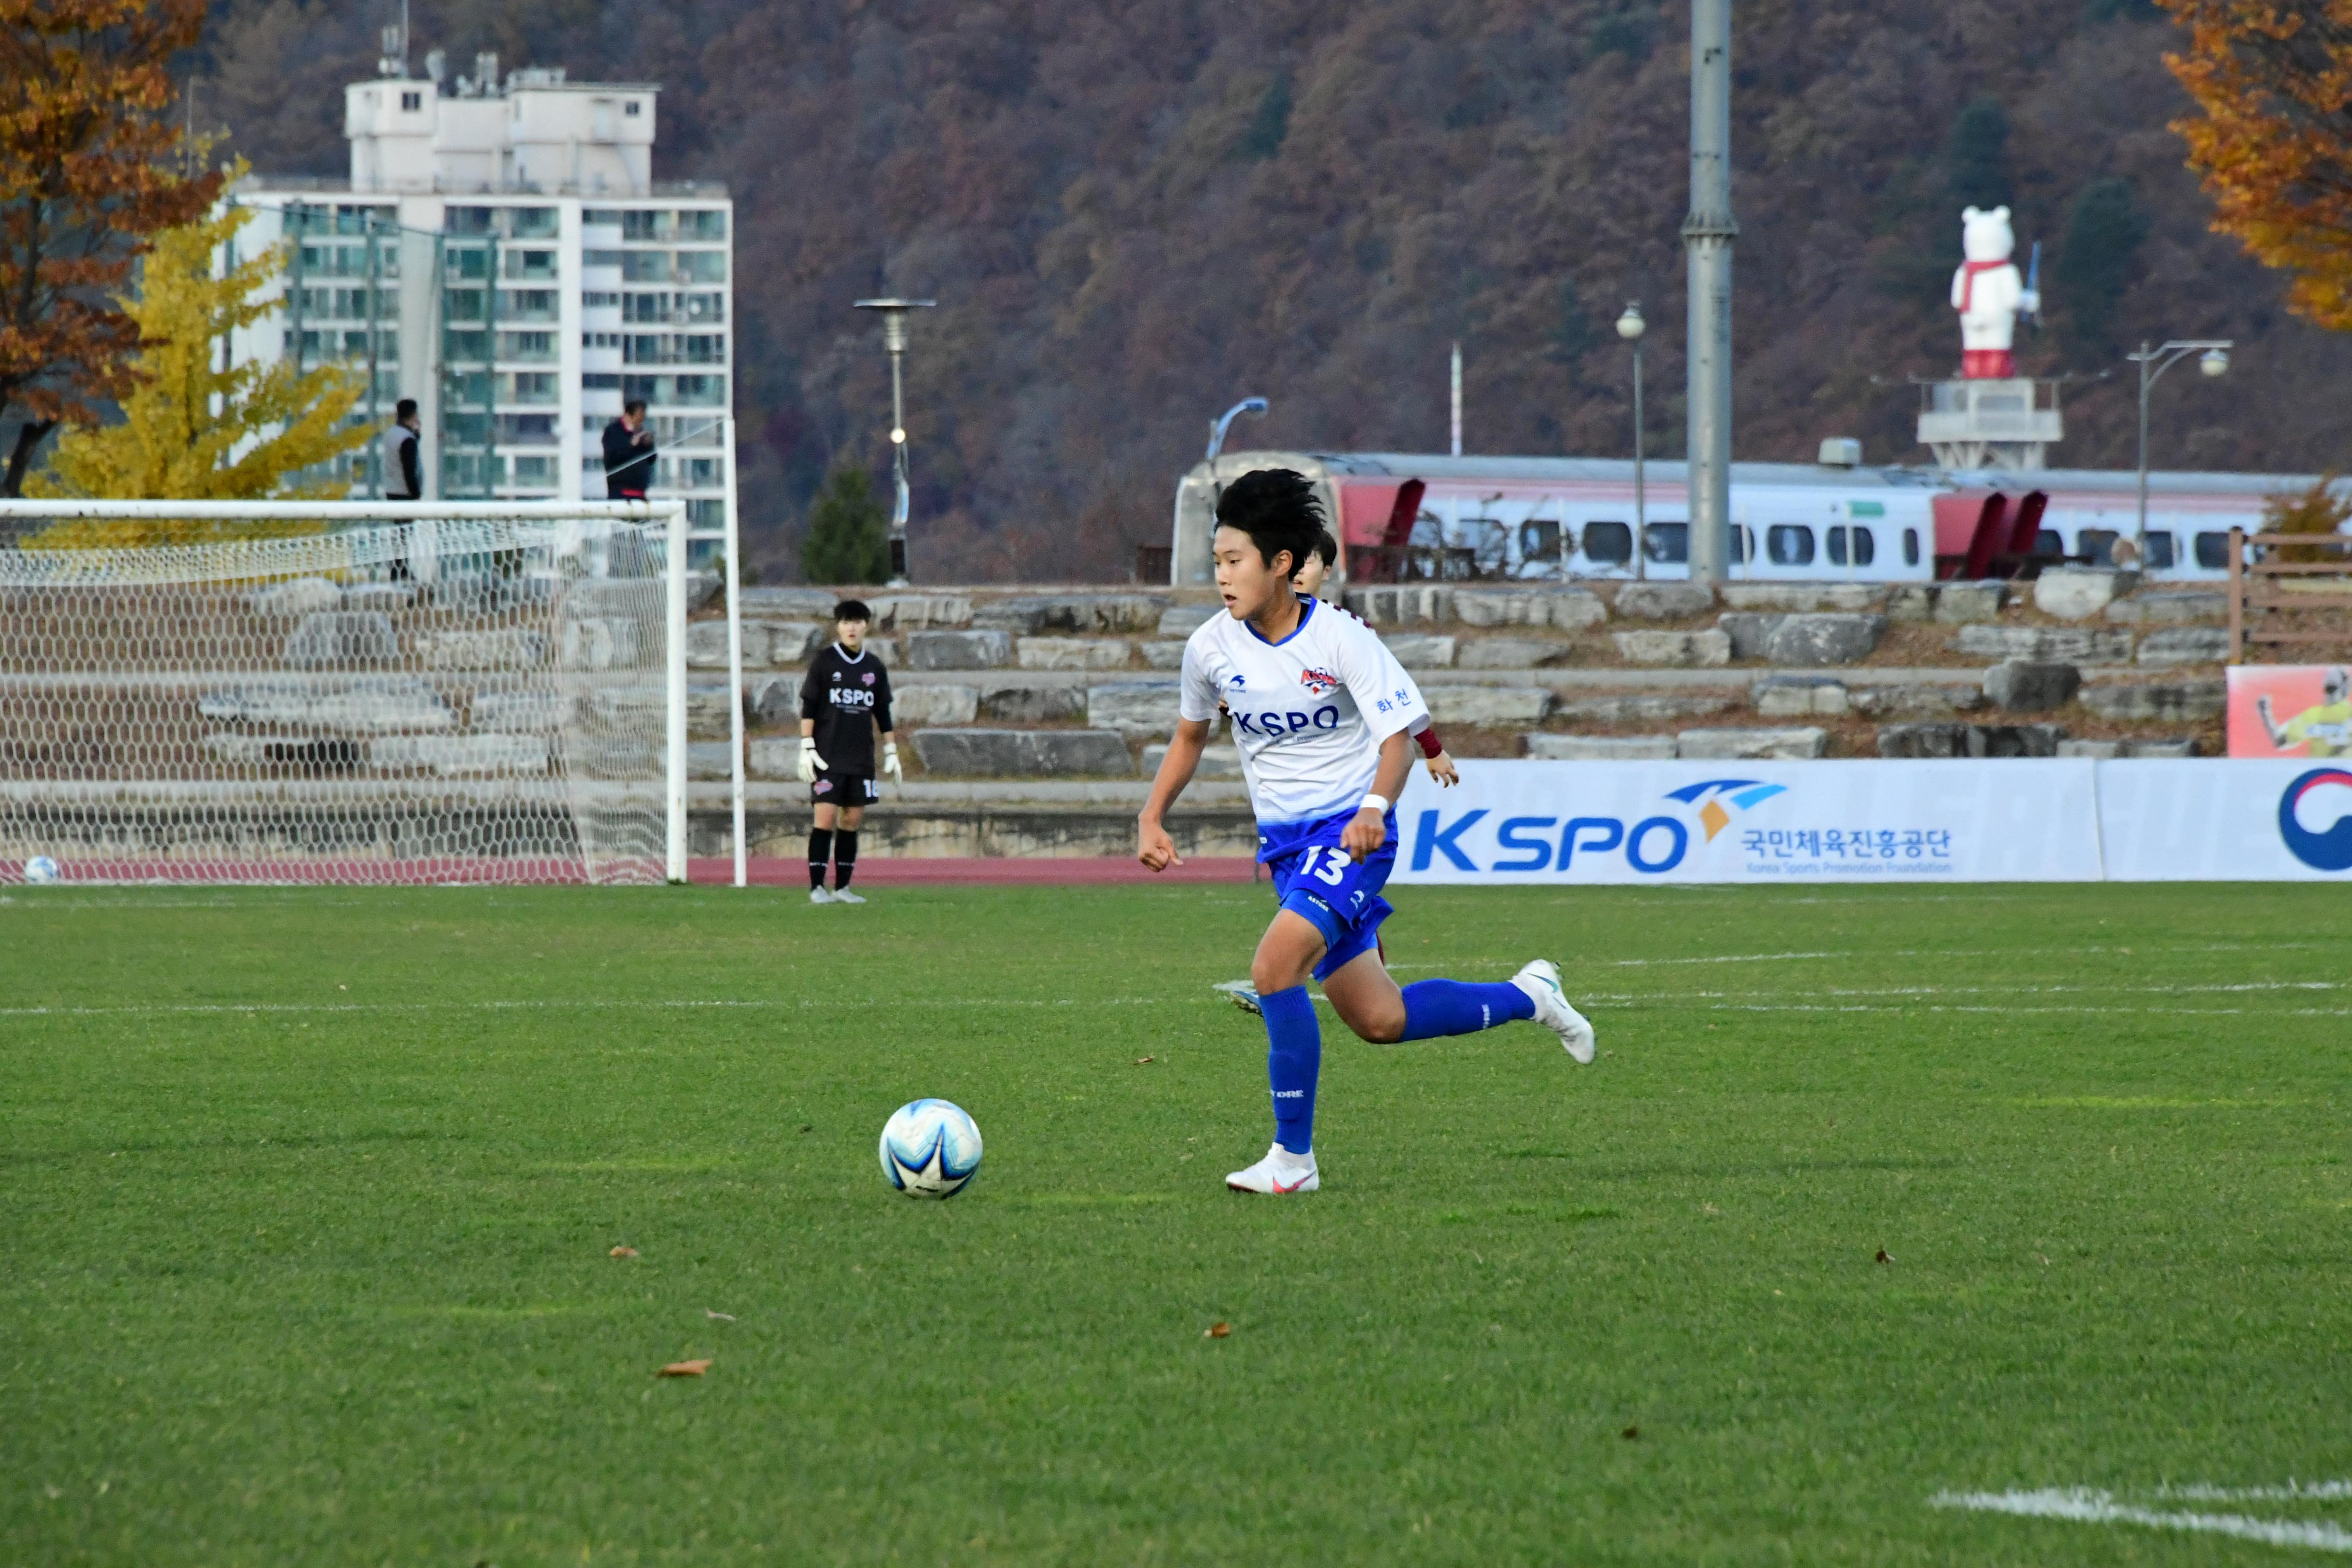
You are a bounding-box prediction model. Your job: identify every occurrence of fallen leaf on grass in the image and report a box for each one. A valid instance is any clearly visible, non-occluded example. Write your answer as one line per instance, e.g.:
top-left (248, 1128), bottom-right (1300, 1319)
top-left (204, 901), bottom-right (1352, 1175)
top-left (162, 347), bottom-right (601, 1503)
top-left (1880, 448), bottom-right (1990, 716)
top-left (1621, 1425), bottom-right (1639, 1441)
top-left (705, 1310), bottom-right (735, 1322)
top-left (1203, 1322), bottom-right (1230, 1339)
top-left (657, 1360), bottom-right (710, 1377)
top-left (1875, 1249), bottom-right (1893, 1265)
top-left (798, 1124), bottom-right (811, 1133)
top-left (610, 1246), bottom-right (638, 1258)
top-left (1135, 1055), bottom-right (1154, 1065)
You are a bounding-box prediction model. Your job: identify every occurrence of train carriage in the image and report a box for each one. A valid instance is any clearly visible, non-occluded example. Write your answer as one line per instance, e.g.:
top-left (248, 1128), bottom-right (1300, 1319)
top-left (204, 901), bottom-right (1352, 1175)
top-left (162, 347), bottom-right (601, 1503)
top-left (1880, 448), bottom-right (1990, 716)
top-left (1168, 450), bottom-right (2336, 587)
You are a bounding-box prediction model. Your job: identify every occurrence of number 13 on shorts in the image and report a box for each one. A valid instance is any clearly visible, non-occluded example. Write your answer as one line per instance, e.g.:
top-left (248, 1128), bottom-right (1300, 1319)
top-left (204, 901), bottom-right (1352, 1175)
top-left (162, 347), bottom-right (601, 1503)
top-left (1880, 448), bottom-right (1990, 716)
top-left (1296, 845), bottom-right (1351, 886)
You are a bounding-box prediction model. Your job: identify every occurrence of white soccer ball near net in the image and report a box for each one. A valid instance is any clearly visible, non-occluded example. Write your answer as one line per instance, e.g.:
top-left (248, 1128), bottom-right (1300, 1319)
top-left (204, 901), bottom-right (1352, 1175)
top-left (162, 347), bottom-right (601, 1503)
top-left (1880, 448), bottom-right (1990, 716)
top-left (878, 1099), bottom-right (983, 1199)
top-left (23, 855), bottom-right (60, 885)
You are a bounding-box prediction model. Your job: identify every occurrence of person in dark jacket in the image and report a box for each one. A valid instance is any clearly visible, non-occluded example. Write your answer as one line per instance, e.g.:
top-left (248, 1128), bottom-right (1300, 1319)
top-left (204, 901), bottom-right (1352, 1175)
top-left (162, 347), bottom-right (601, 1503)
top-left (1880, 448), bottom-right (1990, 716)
top-left (382, 399), bottom-right (422, 500)
top-left (382, 399), bottom-right (422, 580)
top-left (602, 400), bottom-right (655, 499)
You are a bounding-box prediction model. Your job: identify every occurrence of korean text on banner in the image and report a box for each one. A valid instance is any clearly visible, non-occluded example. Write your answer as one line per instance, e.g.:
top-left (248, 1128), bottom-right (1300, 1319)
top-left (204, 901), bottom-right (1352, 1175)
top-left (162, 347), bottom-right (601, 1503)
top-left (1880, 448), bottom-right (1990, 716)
top-left (1391, 760), bottom-right (2104, 885)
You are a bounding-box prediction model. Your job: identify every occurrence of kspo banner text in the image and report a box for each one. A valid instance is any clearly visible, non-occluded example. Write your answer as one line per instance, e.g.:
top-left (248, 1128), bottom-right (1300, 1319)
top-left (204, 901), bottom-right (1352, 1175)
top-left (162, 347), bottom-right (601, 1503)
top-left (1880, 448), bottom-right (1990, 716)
top-left (1392, 760), bottom-right (2102, 884)
top-left (1391, 760), bottom-right (2352, 884)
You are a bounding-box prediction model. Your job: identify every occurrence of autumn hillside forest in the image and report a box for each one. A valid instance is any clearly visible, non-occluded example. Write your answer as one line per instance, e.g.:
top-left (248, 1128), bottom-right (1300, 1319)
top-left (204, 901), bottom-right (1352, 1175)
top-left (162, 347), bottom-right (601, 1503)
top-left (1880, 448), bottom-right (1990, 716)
top-left (188, 0), bottom-right (2352, 580)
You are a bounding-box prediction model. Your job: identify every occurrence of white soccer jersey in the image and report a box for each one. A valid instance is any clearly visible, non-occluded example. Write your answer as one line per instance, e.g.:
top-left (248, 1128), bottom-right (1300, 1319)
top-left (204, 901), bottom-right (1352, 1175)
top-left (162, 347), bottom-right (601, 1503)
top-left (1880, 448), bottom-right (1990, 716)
top-left (1179, 596), bottom-right (1430, 825)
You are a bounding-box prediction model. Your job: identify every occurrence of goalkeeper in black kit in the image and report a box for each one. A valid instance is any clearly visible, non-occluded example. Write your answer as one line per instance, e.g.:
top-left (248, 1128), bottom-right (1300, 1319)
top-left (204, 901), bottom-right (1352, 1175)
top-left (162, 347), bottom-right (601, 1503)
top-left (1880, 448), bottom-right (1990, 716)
top-left (797, 599), bottom-right (902, 904)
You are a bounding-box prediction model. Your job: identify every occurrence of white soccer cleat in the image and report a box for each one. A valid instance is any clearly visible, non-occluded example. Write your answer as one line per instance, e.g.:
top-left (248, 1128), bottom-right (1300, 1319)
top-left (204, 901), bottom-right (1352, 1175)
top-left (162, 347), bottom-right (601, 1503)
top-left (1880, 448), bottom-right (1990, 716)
top-left (1511, 958), bottom-right (1596, 1064)
top-left (1213, 980), bottom-right (1262, 1015)
top-left (809, 886), bottom-right (835, 905)
top-left (1225, 1143), bottom-right (1319, 1194)
top-left (830, 888), bottom-right (867, 905)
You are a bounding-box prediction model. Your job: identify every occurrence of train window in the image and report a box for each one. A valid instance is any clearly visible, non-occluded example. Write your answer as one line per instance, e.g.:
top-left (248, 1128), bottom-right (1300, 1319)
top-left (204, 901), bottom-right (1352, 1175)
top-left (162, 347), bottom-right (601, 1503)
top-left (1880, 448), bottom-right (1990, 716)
top-left (1903, 528), bottom-right (1920, 566)
top-left (2194, 531), bottom-right (2233, 569)
top-left (2145, 531), bottom-right (2176, 569)
top-left (2036, 528), bottom-right (2064, 557)
top-left (1642, 522), bottom-right (1687, 563)
top-left (1767, 525), bottom-right (1816, 566)
top-left (2079, 528), bottom-right (2120, 566)
top-left (1584, 520), bottom-right (1633, 564)
top-left (1826, 525), bottom-right (1876, 567)
top-left (1728, 525), bottom-right (1751, 564)
top-left (1519, 519), bottom-right (1563, 562)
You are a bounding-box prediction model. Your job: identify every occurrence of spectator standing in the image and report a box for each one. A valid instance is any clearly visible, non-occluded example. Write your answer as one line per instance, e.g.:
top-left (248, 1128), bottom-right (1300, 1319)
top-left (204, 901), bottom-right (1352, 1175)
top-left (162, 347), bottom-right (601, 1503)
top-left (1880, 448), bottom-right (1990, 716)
top-left (381, 398), bottom-right (422, 580)
top-left (381, 398), bottom-right (422, 500)
top-left (602, 400), bottom-right (656, 500)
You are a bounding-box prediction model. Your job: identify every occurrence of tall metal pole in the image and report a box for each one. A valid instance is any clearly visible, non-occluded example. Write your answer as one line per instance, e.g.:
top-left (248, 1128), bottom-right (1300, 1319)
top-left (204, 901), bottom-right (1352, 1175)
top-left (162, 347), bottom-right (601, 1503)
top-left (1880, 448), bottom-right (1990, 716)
top-left (1683, 0), bottom-right (1737, 585)
top-left (2135, 342), bottom-right (2151, 560)
top-left (720, 415), bottom-right (747, 888)
top-left (2129, 338), bottom-right (2230, 563)
top-left (886, 340), bottom-right (909, 584)
top-left (1633, 339), bottom-right (1647, 581)
top-left (1450, 341), bottom-right (1462, 457)
top-left (855, 298), bottom-right (934, 586)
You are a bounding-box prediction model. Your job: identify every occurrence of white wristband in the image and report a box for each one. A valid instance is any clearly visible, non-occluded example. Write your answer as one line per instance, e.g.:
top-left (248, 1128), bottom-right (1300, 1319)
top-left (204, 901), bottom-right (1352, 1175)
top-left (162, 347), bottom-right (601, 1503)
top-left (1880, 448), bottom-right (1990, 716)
top-left (884, 741), bottom-right (898, 753)
top-left (1359, 793), bottom-right (1389, 814)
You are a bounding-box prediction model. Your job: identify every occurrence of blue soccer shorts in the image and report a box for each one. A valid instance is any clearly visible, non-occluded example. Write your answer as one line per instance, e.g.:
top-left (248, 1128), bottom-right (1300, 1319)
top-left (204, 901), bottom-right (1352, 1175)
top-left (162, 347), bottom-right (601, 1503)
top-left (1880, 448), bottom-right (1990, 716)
top-left (1263, 808), bottom-right (1399, 982)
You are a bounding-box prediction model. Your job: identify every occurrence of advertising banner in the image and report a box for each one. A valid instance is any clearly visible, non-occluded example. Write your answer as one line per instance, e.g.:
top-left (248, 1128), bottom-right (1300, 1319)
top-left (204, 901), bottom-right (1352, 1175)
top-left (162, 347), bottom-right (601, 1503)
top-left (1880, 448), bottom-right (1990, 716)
top-left (2098, 759), bottom-right (2352, 880)
top-left (2229, 664), bottom-right (2352, 759)
top-left (1390, 760), bottom-right (2105, 885)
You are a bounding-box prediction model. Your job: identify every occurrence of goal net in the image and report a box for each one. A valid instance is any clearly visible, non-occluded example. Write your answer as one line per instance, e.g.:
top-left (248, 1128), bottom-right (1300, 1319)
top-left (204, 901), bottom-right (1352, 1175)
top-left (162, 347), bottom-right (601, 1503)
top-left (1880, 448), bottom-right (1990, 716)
top-left (0, 503), bottom-right (690, 885)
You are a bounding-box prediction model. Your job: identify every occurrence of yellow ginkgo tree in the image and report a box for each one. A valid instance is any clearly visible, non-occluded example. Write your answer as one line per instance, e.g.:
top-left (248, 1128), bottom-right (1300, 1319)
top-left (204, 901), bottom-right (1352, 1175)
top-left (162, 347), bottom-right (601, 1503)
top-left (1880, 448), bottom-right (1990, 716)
top-left (28, 176), bottom-right (376, 547)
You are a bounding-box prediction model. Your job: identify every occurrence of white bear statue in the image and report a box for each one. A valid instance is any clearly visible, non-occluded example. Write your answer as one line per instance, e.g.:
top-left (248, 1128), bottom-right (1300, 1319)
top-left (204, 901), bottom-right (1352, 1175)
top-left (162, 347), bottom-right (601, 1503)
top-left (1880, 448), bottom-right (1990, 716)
top-left (1951, 205), bottom-right (2039, 379)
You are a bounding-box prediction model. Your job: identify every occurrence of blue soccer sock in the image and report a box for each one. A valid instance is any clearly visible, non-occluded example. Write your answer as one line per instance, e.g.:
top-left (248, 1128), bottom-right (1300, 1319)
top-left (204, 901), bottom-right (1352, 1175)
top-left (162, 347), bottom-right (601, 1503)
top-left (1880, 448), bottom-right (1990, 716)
top-left (1260, 985), bottom-right (1321, 1155)
top-left (1398, 979), bottom-right (1536, 1042)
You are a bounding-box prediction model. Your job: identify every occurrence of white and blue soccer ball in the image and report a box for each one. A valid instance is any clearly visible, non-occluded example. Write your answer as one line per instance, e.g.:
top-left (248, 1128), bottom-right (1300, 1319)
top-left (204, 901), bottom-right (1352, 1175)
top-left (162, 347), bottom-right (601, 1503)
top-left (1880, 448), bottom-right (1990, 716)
top-left (22, 855), bottom-right (59, 885)
top-left (879, 1098), bottom-right (982, 1199)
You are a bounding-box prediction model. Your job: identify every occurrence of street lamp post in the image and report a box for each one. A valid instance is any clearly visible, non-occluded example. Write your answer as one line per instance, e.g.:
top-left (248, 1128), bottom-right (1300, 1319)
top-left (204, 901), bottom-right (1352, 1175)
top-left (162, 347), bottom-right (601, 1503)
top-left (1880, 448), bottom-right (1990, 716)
top-left (1206, 397), bottom-right (1268, 464)
top-left (852, 297), bottom-right (935, 585)
top-left (2129, 338), bottom-right (2230, 564)
top-left (1616, 302), bottom-right (1647, 581)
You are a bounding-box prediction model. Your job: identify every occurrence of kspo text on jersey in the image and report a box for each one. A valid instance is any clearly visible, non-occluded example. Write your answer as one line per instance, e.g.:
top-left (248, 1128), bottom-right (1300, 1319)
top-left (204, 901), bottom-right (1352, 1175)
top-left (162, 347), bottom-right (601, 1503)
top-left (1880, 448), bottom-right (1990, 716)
top-left (826, 675), bottom-right (879, 710)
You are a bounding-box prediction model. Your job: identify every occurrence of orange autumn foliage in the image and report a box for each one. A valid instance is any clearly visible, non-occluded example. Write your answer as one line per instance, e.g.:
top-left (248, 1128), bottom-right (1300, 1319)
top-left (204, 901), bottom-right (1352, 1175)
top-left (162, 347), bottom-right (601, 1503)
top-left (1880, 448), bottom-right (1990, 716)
top-left (2163, 1), bottom-right (2352, 329)
top-left (0, 0), bottom-right (222, 491)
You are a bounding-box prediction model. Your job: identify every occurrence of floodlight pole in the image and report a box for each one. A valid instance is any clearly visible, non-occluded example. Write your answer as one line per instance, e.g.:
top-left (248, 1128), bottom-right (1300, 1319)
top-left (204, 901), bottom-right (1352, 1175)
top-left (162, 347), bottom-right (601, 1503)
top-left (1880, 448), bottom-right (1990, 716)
top-left (853, 298), bottom-right (934, 586)
top-left (1683, 0), bottom-right (1736, 586)
top-left (2129, 338), bottom-right (2231, 563)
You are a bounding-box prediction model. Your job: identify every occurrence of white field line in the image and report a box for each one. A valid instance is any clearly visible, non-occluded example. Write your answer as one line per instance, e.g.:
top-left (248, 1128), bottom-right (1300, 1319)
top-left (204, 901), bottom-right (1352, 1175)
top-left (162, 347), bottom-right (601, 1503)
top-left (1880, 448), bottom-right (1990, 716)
top-left (2158, 1483), bottom-right (2352, 1503)
top-left (1565, 981), bottom-right (2346, 1003)
top-left (0, 996), bottom-right (1179, 1020)
top-left (1932, 1488), bottom-right (2352, 1553)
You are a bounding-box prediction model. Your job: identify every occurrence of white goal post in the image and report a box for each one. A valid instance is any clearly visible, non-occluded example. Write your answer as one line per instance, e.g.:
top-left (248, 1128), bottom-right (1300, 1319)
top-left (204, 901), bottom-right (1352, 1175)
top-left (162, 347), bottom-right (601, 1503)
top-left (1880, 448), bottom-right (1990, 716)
top-left (0, 493), bottom-right (749, 887)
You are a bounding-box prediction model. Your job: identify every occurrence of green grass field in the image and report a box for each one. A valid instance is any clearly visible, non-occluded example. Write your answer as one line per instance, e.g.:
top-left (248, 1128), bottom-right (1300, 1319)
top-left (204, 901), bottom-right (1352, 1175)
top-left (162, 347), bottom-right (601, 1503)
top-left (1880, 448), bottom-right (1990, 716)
top-left (3, 879), bottom-right (2348, 1565)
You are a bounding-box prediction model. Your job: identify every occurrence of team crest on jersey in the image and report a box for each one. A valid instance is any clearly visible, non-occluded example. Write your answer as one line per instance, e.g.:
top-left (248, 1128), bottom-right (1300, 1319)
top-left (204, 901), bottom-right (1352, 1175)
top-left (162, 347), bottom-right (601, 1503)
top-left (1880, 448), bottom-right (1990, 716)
top-left (861, 672), bottom-right (875, 685)
top-left (1299, 667), bottom-right (1339, 697)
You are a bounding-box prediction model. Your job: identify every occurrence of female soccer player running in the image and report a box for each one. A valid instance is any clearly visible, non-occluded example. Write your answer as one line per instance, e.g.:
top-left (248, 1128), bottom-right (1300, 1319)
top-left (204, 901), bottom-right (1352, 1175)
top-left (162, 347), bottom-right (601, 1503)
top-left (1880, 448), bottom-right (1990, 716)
top-left (1137, 470), bottom-right (1595, 1195)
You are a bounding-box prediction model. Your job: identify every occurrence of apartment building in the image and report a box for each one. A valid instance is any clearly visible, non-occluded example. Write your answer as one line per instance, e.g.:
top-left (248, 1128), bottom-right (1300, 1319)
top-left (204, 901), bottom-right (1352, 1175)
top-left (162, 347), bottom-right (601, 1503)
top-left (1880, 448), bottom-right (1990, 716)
top-left (229, 55), bottom-right (733, 526)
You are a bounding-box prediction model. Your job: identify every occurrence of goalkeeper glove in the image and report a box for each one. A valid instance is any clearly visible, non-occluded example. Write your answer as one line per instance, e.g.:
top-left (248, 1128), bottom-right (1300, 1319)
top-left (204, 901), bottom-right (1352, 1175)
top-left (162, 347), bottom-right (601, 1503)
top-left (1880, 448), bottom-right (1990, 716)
top-left (882, 741), bottom-right (903, 783)
top-left (796, 738), bottom-right (826, 783)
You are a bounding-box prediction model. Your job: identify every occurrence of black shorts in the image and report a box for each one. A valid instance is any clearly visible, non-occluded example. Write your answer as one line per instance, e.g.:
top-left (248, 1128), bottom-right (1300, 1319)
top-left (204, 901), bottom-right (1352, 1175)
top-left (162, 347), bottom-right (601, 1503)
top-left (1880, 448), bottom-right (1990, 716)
top-left (811, 772), bottom-right (879, 807)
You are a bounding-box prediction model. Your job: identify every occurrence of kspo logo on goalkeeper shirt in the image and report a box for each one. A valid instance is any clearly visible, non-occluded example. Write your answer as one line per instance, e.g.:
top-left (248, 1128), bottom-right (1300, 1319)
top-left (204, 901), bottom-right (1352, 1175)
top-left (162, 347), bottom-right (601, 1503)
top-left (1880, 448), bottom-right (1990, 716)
top-left (1229, 703), bottom-right (1341, 737)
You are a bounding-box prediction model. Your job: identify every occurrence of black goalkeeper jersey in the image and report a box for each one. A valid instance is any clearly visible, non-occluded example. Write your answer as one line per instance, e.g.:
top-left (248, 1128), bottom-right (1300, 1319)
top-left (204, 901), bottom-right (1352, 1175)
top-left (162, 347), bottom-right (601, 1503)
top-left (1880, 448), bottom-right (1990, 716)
top-left (799, 642), bottom-right (894, 773)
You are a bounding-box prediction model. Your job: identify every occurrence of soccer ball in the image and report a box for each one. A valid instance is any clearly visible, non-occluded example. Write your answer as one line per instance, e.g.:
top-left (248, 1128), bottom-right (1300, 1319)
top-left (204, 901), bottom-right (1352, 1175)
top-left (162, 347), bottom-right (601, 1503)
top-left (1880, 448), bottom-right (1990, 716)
top-left (878, 1099), bottom-right (983, 1199)
top-left (22, 856), bottom-right (59, 885)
